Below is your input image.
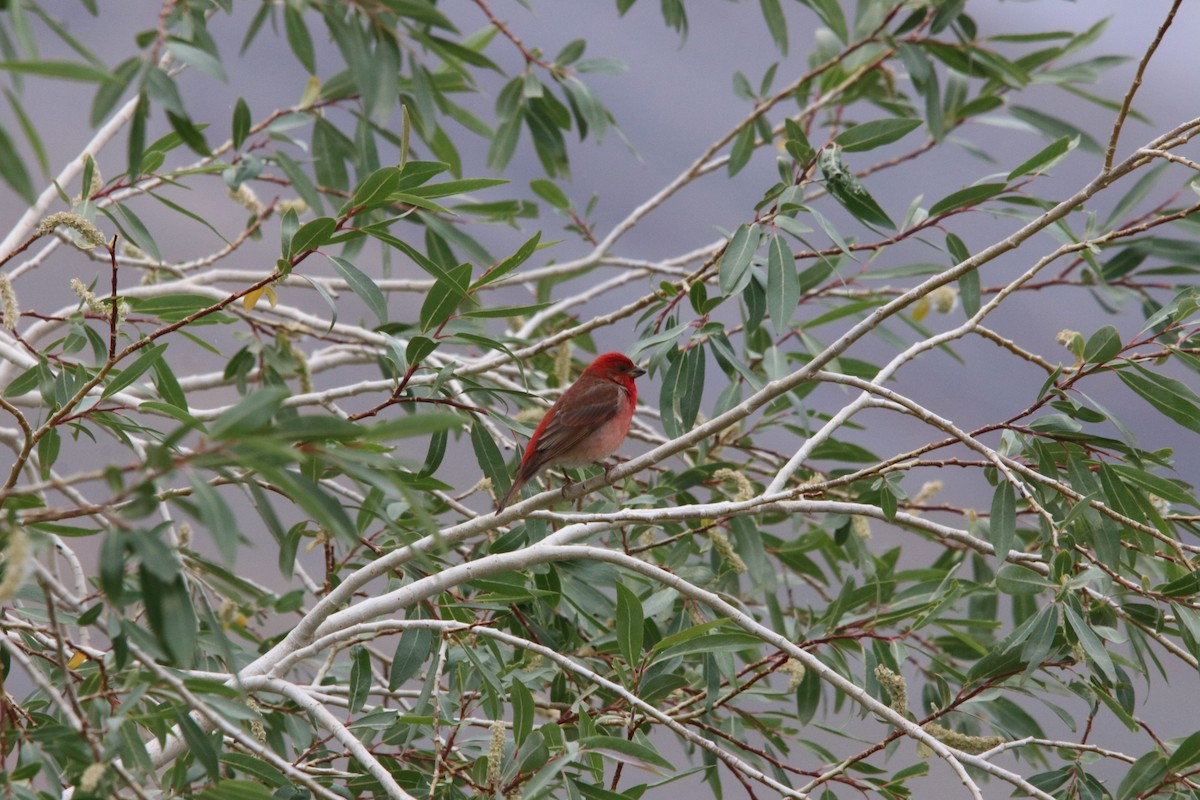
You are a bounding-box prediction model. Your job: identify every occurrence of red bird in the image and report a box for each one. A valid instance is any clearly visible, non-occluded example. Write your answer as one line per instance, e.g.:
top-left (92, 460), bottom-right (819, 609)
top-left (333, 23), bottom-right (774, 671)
top-left (497, 352), bottom-right (646, 512)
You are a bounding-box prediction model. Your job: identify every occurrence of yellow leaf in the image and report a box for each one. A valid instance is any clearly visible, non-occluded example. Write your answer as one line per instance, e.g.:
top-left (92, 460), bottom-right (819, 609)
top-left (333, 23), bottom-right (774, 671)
top-left (299, 75), bottom-right (321, 109)
top-left (243, 287), bottom-right (266, 311)
top-left (911, 296), bottom-right (930, 322)
top-left (264, 285), bottom-right (278, 308)
top-left (68, 651), bottom-right (88, 670)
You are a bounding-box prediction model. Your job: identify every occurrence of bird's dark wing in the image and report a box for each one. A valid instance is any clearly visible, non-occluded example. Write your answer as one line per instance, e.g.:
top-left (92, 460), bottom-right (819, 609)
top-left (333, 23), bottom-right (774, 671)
top-left (521, 379), bottom-right (627, 477)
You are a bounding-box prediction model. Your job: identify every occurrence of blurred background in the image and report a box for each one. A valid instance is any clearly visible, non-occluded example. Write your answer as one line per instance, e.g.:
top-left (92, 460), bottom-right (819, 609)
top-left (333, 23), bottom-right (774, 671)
top-left (2, 1), bottom-right (1198, 794)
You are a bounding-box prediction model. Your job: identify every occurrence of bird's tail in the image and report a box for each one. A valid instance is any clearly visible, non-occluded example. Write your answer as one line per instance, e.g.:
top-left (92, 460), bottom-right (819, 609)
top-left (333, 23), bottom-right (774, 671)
top-left (496, 477), bottom-right (524, 513)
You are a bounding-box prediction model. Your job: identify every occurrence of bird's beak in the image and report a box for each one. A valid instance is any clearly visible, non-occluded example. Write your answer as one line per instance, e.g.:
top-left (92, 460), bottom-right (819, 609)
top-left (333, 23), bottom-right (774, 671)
top-left (631, 366), bottom-right (647, 378)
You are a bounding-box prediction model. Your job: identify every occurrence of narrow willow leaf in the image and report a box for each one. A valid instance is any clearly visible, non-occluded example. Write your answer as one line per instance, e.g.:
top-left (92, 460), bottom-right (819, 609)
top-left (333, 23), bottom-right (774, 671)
top-left (1064, 604), bottom-right (1116, 681)
top-left (928, 182), bottom-right (1007, 216)
top-left (727, 124), bottom-right (755, 176)
top-left (511, 680), bottom-right (534, 747)
top-left (579, 736), bottom-right (673, 771)
top-left (834, 118), bottom-right (922, 152)
top-left (389, 627), bottom-right (433, 688)
top-left (1114, 751), bottom-right (1167, 800)
top-left (818, 147), bottom-right (894, 229)
top-left (348, 645), bottom-right (370, 713)
top-left (102, 343), bottom-right (167, 399)
top-left (164, 40), bottom-right (228, 82)
top-left (766, 235), bottom-right (800, 335)
top-left (176, 711), bottom-right (220, 780)
top-left (530, 178), bottom-right (569, 209)
top-left (1007, 135), bottom-right (1076, 180)
top-left (1116, 364), bottom-right (1200, 434)
top-left (328, 255), bottom-right (388, 324)
top-left (615, 583), bottom-right (644, 666)
top-left (1018, 604), bottom-right (1060, 675)
top-left (208, 386), bottom-right (288, 439)
top-left (0, 121), bottom-right (34, 202)
top-left (758, 0), bottom-right (787, 55)
top-left (420, 262), bottom-right (471, 331)
top-left (231, 97), bottom-right (251, 150)
top-left (109, 202), bottom-right (162, 262)
top-left (958, 269), bottom-right (980, 318)
top-left (289, 217), bottom-right (337, 255)
top-left (1166, 730), bottom-right (1200, 773)
top-left (1082, 324), bottom-right (1121, 364)
top-left (283, 2), bottom-right (316, 73)
top-left (718, 223), bottom-right (761, 297)
top-left (345, 165), bottom-right (402, 214)
top-left (0, 58), bottom-right (116, 83)
top-left (187, 474), bottom-right (239, 563)
top-left (989, 481), bottom-right (1017, 559)
top-left (471, 421), bottom-right (510, 498)
top-left (996, 564), bottom-right (1053, 595)
top-left (141, 568), bottom-right (198, 667)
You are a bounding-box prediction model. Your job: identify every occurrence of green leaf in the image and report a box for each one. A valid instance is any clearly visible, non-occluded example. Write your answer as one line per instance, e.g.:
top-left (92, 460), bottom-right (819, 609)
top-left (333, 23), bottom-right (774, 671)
top-left (1018, 603), bottom-right (1060, 674)
top-left (579, 736), bottom-right (673, 771)
top-left (345, 166), bottom-right (402, 214)
top-left (0, 121), bottom-right (35, 203)
top-left (530, 179), bottom-right (570, 209)
top-left (208, 386), bottom-right (289, 439)
top-left (766, 235), bottom-right (800, 335)
top-left (460, 302), bottom-right (552, 319)
top-left (231, 97), bottom-right (251, 150)
top-left (718, 223), bottom-right (761, 297)
top-left (727, 124), bottom-right (756, 176)
top-left (1116, 364), bottom-right (1200, 434)
top-left (37, 427), bottom-right (60, 479)
top-left (471, 421), bottom-right (510, 499)
top-left (348, 644), bottom-right (370, 713)
top-left (1007, 135), bottom-right (1076, 181)
top-left (164, 40), bottom-right (228, 82)
top-left (289, 217), bottom-right (337, 256)
top-left (109, 202), bottom-right (162, 262)
top-left (102, 343), bottom-right (167, 399)
top-left (128, 92), bottom-right (147, 180)
top-left (758, 0), bottom-right (787, 55)
top-left (784, 118), bottom-right (814, 163)
top-left (471, 232), bottom-right (541, 289)
top-left (1082, 324), bottom-right (1122, 364)
top-left (996, 564), bottom-right (1053, 595)
top-left (389, 627), bottom-right (433, 688)
top-left (928, 183), bottom-right (1007, 216)
top-left (1166, 730), bottom-right (1200, 773)
top-left (615, 583), bottom-right (644, 666)
top-left (818, 148), bottom-right (894, 229)
top-left (406, 335), bottom-right (437, 366)
top-left (1115, 751), bottom-right (1167, 800)
top-left (186, 474), bottom-right (239, 563)
top-left (420, 262), bottom-right (472, 332)
top-left (651, 631), bottom-right (762, 663)
top-left (0, 59), bottom-right (116, 83)
top-left (328, 255), bottom-right (388, 325)
top-left (198, 779), bottom-right (277, 800)
top-left (360, 412), bottom-right (465, 441)
top-left (988, 481), bottom-right (1016, 559)
top-left (283, 2), bottom-right (316, 73)
top-left (176, 709), bottom-right (219, 779)
top-left (511, 680), bottom-right (535, 747)
top-left (1064, 604), bottom-right (1116, 681)
top-left (141, 568), bottom-right (198, 667)
top-left (274, 150), bottom-right (324, 217)
top-left (1011, 105), bottom-right (1102, 154)
top-left (833, 118), bottom-right (922, 152)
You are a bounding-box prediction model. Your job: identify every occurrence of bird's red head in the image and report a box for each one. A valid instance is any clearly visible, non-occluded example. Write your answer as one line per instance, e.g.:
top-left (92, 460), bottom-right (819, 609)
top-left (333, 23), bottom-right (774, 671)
top-left (583, 353), bottom-right (647, 387)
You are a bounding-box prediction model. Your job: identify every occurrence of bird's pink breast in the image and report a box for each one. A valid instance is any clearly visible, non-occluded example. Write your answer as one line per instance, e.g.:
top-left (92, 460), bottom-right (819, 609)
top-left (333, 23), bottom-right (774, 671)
top-left (555, 393), bottom-right (635, 467)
